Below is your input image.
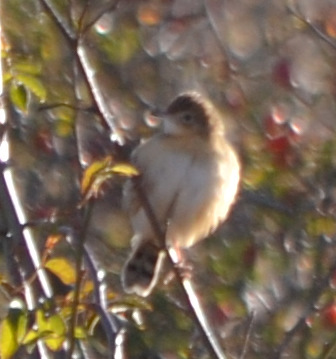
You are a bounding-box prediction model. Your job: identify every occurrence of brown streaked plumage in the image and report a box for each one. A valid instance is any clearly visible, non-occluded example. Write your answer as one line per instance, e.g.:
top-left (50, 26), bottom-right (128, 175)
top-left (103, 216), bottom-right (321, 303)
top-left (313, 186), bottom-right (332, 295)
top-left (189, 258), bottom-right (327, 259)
top-left (121, 92), bottom-right (240, 297)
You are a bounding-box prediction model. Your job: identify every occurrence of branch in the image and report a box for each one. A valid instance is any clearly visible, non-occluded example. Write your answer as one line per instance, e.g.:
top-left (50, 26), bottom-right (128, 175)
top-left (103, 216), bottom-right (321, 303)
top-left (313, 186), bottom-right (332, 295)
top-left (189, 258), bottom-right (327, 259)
top-left (39, 0), bottom-right (125, 144)
top-left (0, 142), bottom-right (53, 302)
top-left (287, 5), bottom-right (336, 51)
top-left (66, 200), bottom-right (121, 359)
top-left (0, 135), bottom-right (54, 359)
top-left (83, 241), bottom-right (123, 358)
top-left (132, 176), bottom-right (228, 359)
top-left (79, 1), bottom-right (120, 35)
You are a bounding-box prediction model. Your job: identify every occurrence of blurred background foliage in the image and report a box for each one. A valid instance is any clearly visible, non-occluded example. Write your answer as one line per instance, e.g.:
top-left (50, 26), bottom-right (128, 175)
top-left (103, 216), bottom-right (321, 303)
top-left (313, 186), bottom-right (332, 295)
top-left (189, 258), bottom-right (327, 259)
top-left (2, 0), bottom-right (336, 358)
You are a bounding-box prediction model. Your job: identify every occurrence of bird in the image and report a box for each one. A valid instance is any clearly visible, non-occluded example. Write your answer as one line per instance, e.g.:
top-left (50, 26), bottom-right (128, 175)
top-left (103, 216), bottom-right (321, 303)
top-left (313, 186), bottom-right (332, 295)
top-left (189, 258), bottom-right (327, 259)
top-left (121, 91), bottom-right (240, 297)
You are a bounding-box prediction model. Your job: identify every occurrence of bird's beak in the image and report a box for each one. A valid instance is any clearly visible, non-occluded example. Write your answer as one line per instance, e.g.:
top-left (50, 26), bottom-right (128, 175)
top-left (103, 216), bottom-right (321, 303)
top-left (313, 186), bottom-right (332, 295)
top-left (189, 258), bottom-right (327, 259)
top-left (145, 108), bottom-right (178, 135)
top-left (144, 108), bottom-right (166, 128)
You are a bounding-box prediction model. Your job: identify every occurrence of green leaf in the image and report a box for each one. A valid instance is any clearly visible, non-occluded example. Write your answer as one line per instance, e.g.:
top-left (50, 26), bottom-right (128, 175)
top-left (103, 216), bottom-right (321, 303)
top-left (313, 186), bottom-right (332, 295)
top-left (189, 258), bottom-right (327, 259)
top-left (9, 82), bottom-right (28, 113)
top-left (33, 309), bottom-right (66, 351)
top-left (45, 257), bottom-right (76, 285)
top-left (15, 73), bottom-right (47, 102)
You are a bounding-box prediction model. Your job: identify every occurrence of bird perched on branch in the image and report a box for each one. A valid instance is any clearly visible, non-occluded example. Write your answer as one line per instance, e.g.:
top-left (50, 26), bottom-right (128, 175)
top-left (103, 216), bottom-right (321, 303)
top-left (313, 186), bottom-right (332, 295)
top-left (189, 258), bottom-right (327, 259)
top-left (121, 92), bottom-right (240, 297)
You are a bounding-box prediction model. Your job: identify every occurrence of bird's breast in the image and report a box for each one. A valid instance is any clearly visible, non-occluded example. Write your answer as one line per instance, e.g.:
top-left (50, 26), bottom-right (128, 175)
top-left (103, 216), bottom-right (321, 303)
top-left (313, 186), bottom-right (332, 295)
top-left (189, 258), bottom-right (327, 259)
top-left (132, 135), bottom-right (239, 247)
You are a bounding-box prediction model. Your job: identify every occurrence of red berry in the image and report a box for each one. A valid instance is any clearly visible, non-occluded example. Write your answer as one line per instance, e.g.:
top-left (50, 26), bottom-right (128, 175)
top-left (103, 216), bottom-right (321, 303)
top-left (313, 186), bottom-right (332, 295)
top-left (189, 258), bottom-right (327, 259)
top-left (322, 304), bottom-right (336, 329)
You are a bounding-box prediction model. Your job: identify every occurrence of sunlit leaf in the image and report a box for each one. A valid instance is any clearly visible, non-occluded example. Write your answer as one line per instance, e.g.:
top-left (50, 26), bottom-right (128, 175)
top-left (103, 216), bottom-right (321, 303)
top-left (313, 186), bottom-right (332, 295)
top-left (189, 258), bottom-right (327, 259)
top-left (9, 82), bottom-right (28, 113)
top-left (0, 318), bottom-right (18, 359)
top-left (33, 309), bottom-right (66, 351)
top-left (80, 156), bottom-right (139, 205)
top-left (36, 309), bottom-right (49, 332)
top-left (16, 310), bottom-right (28, 344)
top-left (15, 73), bottom-right (47, 102)
top-left (81, 156), bottom-right (113, 195)
top-left (0, 305), bottom-right (28, 359)
top-left (110, 163), bottom-right (139, 177)
top-left (45, 257), bottom-right (76, 285)
top-left (43, 314), bottom-right (66, 351)
top-left (22, 329), bottom-right (40, 346)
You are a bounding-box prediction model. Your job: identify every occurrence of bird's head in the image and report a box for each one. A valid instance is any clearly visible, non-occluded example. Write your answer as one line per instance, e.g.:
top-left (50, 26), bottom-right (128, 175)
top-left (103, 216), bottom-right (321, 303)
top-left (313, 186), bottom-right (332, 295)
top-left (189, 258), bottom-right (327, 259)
top-left (159, 92), bottom-right (224, 139)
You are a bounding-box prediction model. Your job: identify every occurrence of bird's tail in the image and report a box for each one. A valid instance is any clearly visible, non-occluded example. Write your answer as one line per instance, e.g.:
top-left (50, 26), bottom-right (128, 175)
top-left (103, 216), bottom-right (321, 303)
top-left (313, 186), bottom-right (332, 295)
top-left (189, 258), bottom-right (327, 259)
top-left (121, 240), bottom-right (166, 297)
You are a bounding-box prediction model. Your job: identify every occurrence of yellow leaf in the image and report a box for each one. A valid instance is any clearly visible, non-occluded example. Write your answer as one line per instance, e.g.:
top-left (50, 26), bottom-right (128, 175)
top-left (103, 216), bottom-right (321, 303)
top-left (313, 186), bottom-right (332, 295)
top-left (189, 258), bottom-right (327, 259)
top-left (0, 303), bottom-right (28, 359)
top-left (111, 163), bottom-right (139, 177)
top-left (0, 317), bottom-right (18, 359)
top-left (81, 156), bottom-right (113, 195)
top-left (15, 310), bottom-right (28, 344)
top-left (45, 257), bottom-right (76, 285)
top-left (34, 310), bottom-right (66, 351)
top-left (43, 314), bottom-right (65, 351)
top-left (45, 334), bottom-right (65, 351)
top-left (47, 314), bottom-right (66, 337)
top-left (22, 329), bottom-right (40, 346)
top-left (36, 309), bottom-right (48, 332)
top-left (80, 157), bottom-right (139, 205)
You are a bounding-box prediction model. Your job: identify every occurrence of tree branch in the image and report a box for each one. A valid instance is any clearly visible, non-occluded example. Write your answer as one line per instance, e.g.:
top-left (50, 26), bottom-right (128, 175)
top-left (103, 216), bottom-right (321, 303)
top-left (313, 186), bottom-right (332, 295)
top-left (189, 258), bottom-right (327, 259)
top-left (132, 176), bottom-right (228, 359)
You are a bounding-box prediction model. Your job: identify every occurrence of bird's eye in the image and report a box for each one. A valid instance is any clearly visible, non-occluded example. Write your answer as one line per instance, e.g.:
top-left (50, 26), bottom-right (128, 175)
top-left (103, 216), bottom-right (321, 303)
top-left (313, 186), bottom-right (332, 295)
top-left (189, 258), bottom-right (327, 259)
top-left (181, 113), bottom-right (193, 124)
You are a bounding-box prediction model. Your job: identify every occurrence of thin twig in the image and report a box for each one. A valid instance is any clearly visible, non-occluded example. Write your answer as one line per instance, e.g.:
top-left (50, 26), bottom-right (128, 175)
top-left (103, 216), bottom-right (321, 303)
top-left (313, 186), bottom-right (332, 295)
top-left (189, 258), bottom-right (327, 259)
top-left (83, 245), bottom-right (121, 359)
top-left (39, 0), bottom-right (76, 41)
top-left (132, 176), bottom-right (227, 359)
top-left (239, 312), bottom-right (254, 359)
top-left (38, 102), bottom-right (95, 112)
top-left (39, 0), bottom-right (124, 144)
top-left (79, 0), bottom-right (121, 35)
top-left (287, 5), bottom-right (336, 51)
top-left (66, 202), bottom-right (93, 359)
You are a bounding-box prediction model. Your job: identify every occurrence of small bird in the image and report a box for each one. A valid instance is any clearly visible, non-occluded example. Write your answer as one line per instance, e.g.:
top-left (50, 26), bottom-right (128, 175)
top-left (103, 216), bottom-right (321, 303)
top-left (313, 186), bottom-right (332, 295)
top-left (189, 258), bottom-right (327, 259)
top-left (121, 92), bottom-right (240, 297)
